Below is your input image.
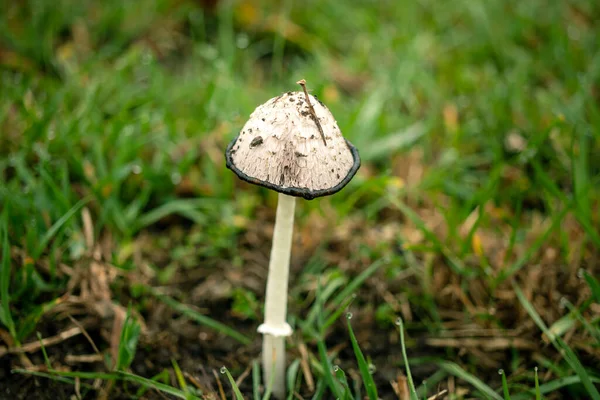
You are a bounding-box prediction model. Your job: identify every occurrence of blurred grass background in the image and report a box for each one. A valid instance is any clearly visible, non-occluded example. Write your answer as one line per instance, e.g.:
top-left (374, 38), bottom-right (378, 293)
top-left (1, 0), bottom-right (599, 398)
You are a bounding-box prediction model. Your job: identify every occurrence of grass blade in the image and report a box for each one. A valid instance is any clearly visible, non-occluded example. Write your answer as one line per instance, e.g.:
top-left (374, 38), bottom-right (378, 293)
top-left (34, 197), bottom-right (90, 259)
top-left (347, 315), bottom-right (378, 400)
top-left (253, 359), bottom-right (261, 400)
top-left (148, 288), bottom-right (251, 345)
top-left (396, 317), bottom-right (418, 400)
top-left (116, 309), bottom-right (141, 370)
top-left (330, 258), bottom-right (387, 308)
top-left (0, 209), bottom-right (16, 340)
top-left (12, 369), bottom-right (77, 386)
top-left (136, 370), bottom-right (171, 398)
top-left (119, 370), bottom-right (196, 399)
top-left (531, 160), bottom-right (600, 247)
top-left (512, 375), bottom-right (600, 400)
top-left (302, 275), bottom-right (346, 331)
top-left (134, 198), bottom-right (222, 230)
top-left (317, 338), bottom-right (344, 398)
top-left (221, 367), bottom-right (244, 400)
top-left (415, 369), bottom-right (448, 398)
top-left (333, 365), bottom-right (352, 400)
top-left (14, 369), bottom-right (193, 399)
top-left (323, 292), bottom-right (356, 331)
top-left (498, 206), bottom-right (568, 284)
top-left (171, 359), bottom-right (188, 393)
top-left (583, 271), bottom-right (600, 303)
top-left (34, 196), bottom-right (90, 259)
top-left (513, 283), bottom-right (600, 400)
top-left (386, 197), bottom-right (466, 275)
top-left (438, 361), bottom-right (503, 400)
top-left (286, 359), bottom-right (301, 400)
top-left (311, 379), bottom-right (326, 400)
top-left (37, 332), bottom-right (52, 369)
top-left (561, 298), bottom-right (600, 344)
top-left (499, 369), bottom-right (511, 400)
top-left (535, 367), bottom-right (541, 400)
top-left (263, 359), bottom-right (274, 400)
top-left (361, 123), bottom-right (425, 161)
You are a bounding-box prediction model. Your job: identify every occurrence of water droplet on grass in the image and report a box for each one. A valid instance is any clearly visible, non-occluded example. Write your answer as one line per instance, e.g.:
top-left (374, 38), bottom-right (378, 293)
top-left (498, 369), bottom-right (504, 375)
top-left (220, 367), bottom-right (227, 374)
top-left (132, 164), bottom-right (142, 174)
top-left (368, 364), bottom-right (376, 374)
top-left (333, 365), bottom-right (339, 372)
top-left (395, 317), bottom-right (403, 326)
top-left (346, 312), bottom-right (353, 320)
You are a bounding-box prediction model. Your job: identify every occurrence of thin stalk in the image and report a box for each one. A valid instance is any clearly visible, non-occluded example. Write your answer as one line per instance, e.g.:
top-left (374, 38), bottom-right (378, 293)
top-left (258, 193), bottom-right (296, 398)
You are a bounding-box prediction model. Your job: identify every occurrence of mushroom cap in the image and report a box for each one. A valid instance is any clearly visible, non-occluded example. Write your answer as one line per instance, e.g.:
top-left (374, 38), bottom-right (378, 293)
top-left (225, 91), bottom-right (361, 200)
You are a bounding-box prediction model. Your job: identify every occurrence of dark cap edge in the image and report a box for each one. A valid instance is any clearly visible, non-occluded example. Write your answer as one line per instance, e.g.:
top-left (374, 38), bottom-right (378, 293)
top-left (225, 135), bottom-right (361, 200)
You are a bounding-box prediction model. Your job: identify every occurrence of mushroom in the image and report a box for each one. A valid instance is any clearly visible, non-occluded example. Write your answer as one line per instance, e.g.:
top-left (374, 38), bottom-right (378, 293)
top-left (225, 80), bottom-right (360, 397)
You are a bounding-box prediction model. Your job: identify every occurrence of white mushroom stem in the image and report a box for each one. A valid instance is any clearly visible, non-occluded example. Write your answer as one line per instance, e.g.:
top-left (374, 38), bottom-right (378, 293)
top-left (257, 193), bottom-right (296, 398)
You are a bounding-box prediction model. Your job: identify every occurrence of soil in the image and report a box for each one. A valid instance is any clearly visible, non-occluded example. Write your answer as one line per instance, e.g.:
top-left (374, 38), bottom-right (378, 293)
top-left (1, 208), bottom-right (598, 399)
top-left (1, 312), bottom-right (443, 400)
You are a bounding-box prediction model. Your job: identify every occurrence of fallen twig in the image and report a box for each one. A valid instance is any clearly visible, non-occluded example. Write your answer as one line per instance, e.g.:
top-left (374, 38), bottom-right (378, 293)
top-left (65, 354), bottom-right (104, 364)
top-left (0, 326), bottom-right (81, 358)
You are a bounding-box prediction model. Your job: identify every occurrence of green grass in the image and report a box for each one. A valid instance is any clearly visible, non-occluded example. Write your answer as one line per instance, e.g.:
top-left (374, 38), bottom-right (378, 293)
top-left (1, 0), bottom-right (600, 398)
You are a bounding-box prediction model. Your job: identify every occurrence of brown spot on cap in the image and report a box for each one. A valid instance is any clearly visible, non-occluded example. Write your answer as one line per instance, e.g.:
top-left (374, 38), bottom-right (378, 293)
top-left (250, 136), bottom-right (264, 148)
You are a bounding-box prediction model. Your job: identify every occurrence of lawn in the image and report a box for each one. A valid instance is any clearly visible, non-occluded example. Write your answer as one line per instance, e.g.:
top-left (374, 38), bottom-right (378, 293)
top-left (1, 0), bottom-right (599, 399)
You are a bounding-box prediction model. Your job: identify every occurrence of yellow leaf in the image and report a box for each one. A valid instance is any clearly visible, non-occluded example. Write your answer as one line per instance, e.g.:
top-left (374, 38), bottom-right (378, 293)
top-left (472, 233), bottom-right (483, 257)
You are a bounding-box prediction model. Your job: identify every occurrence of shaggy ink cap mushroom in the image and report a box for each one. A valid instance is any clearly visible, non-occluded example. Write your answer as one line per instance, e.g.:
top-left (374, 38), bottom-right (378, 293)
top-left (225, 81), bottom-right (360, 200)
top-left (225, 80), bottom-right (360, 398)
